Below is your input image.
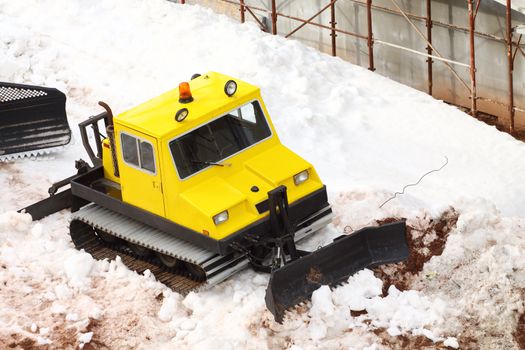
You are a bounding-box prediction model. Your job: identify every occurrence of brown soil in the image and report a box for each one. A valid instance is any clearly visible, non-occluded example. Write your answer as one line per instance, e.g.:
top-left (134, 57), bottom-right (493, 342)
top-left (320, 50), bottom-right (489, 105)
top-left (1, 334), bottom-right (37, 350)
top-left (458, 335), bottom-right (481, 350)
top-left (374, 327), bottom-right (479, 350)
top-left (374, 208), bottom-right (459, 295)
top-left (0, 318), bottom-right (109, 350)
top-left (373, 328), bottom-right (446, 349)
top-left (0, 163), bottom-right (28, 188)
top-left (306, 266), bottom-right (322, 284)
top-left (514, 310), bottom-right (525, 350)
top-left (350, 309), bottom-right (368, 317)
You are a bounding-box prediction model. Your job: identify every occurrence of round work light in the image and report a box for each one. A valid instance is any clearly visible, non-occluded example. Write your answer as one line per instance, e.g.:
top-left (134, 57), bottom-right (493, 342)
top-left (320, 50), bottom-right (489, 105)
top-left (224, 80), bottom-right (237, 97)
top-left (175, 108), bottom-right (189, 122)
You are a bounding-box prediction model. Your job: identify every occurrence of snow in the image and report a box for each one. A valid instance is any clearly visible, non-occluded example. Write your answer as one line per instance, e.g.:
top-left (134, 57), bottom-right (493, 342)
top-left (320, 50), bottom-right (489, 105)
top-left (78, 331), bottom-right (93, 348)
top-left (64, 253), bottom-right (95, 290)
top-left (1, 0), bottom-right (524, 348)
top-left (158, 294), bottom-right (182, 322)
top-left (444, 337), bottom-right (460, 349)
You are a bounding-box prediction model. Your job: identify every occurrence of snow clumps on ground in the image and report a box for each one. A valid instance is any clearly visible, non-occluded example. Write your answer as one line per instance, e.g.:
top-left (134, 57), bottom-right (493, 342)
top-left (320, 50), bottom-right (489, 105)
top-left (1, 0), bottom-right (525, 348)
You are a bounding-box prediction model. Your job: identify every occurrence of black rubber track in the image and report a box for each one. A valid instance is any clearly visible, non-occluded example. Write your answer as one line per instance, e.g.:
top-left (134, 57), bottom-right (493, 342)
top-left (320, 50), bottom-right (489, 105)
top-left (70, 219), bottom-right (203, 294)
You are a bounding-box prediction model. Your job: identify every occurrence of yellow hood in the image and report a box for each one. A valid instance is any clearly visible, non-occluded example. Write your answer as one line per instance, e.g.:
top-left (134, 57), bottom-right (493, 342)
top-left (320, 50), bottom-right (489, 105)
top-left (244, 145), bottom-right (311, 186)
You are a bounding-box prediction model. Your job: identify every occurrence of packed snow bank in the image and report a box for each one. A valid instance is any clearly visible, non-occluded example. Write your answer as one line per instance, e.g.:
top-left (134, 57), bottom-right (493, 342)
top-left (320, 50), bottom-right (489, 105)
top-left (1, 0), bottom-right (524, 348)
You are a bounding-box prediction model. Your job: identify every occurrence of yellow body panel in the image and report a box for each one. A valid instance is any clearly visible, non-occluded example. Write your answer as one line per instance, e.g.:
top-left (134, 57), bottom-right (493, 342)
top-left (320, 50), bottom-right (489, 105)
top-left (108, 72), bottom-right (324, 240)
top-left (115, 72), bottom-right (261, 139)
top-left (114, 126), bottom-right (165, 216)
top-left (102, 139), bottom-right (119, 184)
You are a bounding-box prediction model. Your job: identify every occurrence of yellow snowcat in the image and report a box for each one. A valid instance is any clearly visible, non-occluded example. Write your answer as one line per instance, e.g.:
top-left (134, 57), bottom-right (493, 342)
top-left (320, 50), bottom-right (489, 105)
top-left (21, 72), bottom-right (408, 322)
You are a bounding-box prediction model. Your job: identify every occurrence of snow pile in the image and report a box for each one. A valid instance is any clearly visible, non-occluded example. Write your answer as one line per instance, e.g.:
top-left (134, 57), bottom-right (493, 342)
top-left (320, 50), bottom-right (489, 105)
top-left (413, 200), bottom-right (525, 348)
top-left (306, 270), bottom-right (450, 341)
top-left (1, 0), bottom-right (525, 348)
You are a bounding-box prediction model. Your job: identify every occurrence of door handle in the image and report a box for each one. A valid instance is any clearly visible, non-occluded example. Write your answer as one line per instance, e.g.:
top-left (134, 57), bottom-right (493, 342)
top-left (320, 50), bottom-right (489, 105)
top-left (153, 181), bottom-right (163, 193)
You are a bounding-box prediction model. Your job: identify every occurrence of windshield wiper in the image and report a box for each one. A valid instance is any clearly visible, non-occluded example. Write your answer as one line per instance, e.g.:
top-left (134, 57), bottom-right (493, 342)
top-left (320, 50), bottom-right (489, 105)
top-left (191, 159), bottom-right (226, 167)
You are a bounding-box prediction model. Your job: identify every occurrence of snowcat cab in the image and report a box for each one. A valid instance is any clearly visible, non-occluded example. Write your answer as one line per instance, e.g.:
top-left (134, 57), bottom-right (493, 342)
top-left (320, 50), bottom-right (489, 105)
top-left (21, 72), bottom-right (408, 322)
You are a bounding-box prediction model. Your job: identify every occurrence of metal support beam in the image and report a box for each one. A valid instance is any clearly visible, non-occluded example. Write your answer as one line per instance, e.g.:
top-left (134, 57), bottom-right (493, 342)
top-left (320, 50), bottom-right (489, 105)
top-left (240, 0), bottom-right (246, 23)
top-left (245, 5), bottom-right (268, 31)
top-left (513, 34), bottom-right (522, 62)
top-left (285, 0), bottom-right (337, 38)
top-left (215, 0), bottom-right (524, 132)
top-left (506, 0), bottom-right (515, 134)
top-left (426, 0), bottom-right (433, 96)
top-left (367, 0), bottom-right (375, 71)
top-left (374, 40), bottom-right (469, 67)
top-left (330, 1), bottom-right (337, 56)
top-left (220, 0), bottom-right (367, 39)
top-left (389, 0), bottom-right (471, 92)
top-left (468, 0), bottom-right (477, 117)
top-left (271, 0), bottom-right (277, 35)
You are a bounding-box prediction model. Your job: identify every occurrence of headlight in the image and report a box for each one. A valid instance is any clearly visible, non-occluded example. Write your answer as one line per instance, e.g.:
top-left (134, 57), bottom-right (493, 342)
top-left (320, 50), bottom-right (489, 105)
top-left (294, 170), bottom-right (309, 185)
top-left (213, 210), bottom-right (229, 225)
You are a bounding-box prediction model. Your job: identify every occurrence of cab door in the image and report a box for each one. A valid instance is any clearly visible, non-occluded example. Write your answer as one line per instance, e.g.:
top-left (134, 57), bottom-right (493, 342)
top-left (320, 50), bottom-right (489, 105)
top-left (118, 129), bottom-right (165, 216)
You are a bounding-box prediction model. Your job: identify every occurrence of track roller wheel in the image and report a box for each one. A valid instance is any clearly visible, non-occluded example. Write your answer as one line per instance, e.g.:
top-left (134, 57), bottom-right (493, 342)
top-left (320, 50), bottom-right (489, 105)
top-left (156, 252), bottom-right (179, 268)
top-left (128, 242), bottom-right (151, 257)
top-left (184, 262), bottom-right (206, 281)
top-left (95, 229), bottom-right (122, 244)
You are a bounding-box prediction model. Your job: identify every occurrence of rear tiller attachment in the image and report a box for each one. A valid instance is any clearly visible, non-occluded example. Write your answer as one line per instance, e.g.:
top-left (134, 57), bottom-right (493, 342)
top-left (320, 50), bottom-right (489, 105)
top-left (249, 186), bottom-right (409, 323)
top-left (0, 82), bottom-right (71, 161)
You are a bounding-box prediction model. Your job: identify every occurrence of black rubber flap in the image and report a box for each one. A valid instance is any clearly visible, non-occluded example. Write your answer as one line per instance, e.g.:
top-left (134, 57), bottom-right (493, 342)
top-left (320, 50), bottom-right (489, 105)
top-left (0, 82), bottom-right (71, 156)
top-left (265, 221), bottom-right (408, 322)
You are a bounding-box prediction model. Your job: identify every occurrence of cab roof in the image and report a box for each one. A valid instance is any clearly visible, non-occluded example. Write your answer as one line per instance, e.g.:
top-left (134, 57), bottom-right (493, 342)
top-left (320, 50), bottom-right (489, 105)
top-left (114, 72), bottom-right (261, 139)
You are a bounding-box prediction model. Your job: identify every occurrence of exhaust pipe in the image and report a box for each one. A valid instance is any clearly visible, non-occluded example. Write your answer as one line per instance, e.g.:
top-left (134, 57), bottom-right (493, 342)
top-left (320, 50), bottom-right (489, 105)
top-left (98, 101), bottom-right (119, 178)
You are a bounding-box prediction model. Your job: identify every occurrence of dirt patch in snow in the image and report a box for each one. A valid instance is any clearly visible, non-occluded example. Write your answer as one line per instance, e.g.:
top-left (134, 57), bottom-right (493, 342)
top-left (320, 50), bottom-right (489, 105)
top-left (0, 318), bottom-right (103, 350)
top-left (373, 208), bottom-right (459, 294)
top-left (0, 163), bottom-right (27, 188)
top-left (514, 310), bottom-right (525, 350)
top-left (373, 328), bottom-right (445, 349)
top-left (0, 334), bottom-right (37, 349)
top-left (374, 328), bottom-right (478, 349)
top-left (82, 318), bottom-right (107, 350)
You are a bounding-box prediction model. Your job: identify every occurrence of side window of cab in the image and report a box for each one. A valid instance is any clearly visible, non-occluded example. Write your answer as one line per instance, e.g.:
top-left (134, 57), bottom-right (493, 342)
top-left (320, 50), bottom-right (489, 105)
top-left (234, 103), bottom-right (257, 123)
top-left (120, 132), bottom-right (156, 173)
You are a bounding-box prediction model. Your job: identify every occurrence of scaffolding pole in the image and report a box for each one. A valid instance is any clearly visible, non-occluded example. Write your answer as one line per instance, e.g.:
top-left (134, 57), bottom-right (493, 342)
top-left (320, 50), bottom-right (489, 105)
top-left (330, 1), bottom-right (337, 56)
top-left (240, 0), bottom-right (245, 23)
top-left (271, 0), bottom-right (277, 35)
top-left (506, 0), bottom-right (515, 134)
top-left (426, 0), bottom-right (433, 95)
top-left (468, 0), bottom-right (478, 117)
top-left (367, 0), bottom-right (375, 71)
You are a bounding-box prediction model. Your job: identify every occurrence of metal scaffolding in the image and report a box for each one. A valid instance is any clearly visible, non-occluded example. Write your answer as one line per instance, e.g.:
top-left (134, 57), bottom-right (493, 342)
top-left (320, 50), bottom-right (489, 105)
top-left (179, 0), bottom-right (524, 135)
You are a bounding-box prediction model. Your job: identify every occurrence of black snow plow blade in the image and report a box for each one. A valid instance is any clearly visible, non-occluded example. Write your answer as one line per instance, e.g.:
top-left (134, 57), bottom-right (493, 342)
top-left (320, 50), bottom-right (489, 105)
top-left (265, 221), bottom-right (408, 322)
top-left (0, 82), bottom-right (71, 160)
top-left (20, 189), bottom-right (73, 221)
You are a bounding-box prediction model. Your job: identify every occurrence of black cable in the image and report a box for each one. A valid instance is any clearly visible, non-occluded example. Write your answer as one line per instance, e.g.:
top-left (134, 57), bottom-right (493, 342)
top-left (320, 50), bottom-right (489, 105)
top-left (379, 156), bottom-right (449, 209)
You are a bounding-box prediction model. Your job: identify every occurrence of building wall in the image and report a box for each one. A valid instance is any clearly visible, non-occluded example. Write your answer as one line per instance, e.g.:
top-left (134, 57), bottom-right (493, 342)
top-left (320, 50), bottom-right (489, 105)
top-left (185, 0), bottom-right (525, 130)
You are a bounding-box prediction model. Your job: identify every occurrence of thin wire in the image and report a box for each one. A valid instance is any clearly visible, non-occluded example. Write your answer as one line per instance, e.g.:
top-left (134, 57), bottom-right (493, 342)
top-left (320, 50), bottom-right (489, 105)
top-left (379, 156), bottom-right (449, 209)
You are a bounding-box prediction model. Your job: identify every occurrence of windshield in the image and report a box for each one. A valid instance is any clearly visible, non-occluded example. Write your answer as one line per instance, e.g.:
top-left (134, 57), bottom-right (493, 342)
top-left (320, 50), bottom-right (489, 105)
top-left (169, 100), bottom-right (272, 179)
